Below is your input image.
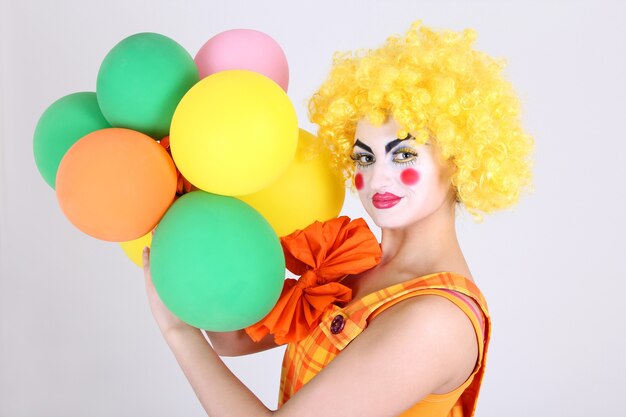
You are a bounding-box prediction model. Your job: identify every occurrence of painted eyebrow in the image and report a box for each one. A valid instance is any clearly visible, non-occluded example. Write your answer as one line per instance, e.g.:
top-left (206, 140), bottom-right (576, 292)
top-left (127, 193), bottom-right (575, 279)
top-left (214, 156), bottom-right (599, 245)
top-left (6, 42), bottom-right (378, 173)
top-left (353, 139), bottom-right (373, 154)
top-left (353, 134), bottom-right (416, 155)
top-left (385, 134), bottom-right (415, 154)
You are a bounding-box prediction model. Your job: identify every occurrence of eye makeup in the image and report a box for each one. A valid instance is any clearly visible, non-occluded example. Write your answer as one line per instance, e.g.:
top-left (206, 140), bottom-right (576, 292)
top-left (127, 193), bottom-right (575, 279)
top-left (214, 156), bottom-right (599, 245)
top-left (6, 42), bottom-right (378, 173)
top-left (351, 135), bottom-right (419, 173)
top-left (392, 147), bottom-right (418, 165)
top-left (350, 153), bottom-right (375, 167)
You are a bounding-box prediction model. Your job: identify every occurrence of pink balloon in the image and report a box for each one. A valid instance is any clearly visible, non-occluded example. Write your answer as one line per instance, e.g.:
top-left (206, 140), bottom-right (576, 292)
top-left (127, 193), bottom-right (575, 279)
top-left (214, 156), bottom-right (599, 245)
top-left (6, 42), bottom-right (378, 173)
top-left (195, 29), bottom-right (289, 92)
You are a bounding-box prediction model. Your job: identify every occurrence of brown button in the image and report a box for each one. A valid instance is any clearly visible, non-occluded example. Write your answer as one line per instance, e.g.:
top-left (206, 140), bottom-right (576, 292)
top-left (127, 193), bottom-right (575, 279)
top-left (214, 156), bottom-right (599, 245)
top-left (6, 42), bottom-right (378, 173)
top-left (330, 315), bottom-right (345, 334)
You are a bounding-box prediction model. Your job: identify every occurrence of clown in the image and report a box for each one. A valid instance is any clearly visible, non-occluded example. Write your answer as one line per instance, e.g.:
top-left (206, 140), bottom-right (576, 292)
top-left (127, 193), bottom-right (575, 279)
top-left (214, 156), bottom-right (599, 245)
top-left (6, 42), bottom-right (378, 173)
top-left (143, 21), bottom-right (533, 417)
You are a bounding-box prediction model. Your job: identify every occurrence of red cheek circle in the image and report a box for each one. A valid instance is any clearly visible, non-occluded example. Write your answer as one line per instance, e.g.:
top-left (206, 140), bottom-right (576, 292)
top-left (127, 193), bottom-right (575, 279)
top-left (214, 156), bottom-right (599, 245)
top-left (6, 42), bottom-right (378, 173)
top-left (354, 173), bottom-right (364, 190)
top-left (400, 169), bottom-right (420, 186)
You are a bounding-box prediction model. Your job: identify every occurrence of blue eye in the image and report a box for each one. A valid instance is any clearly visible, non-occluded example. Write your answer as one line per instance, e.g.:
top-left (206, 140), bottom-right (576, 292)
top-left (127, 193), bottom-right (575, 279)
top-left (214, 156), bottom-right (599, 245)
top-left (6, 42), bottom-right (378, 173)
top-left (350, 153), bottom-right (375, 167)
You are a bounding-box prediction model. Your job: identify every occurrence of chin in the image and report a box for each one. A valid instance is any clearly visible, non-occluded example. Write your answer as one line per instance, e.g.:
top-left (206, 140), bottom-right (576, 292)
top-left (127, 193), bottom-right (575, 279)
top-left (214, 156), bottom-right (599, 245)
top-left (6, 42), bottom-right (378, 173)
top-left (366, 203), bottom-right (442, 230)
top-left (366, 207), bottom-right (417, 229)
top-left (373, 218), bottom-right (417, 230)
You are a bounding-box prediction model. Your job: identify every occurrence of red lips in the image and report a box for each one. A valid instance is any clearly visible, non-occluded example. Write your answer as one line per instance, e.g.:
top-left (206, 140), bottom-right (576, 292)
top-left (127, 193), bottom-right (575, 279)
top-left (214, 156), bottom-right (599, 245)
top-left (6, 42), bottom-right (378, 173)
top-left (372, 192), bottom-right (401, 209)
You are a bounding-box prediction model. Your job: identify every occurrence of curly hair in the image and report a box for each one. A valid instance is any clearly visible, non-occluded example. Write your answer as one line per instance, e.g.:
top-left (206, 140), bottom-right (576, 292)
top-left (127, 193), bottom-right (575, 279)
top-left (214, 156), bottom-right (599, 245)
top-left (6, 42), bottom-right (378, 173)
top-left (308, 21), bottom-right (533, 220)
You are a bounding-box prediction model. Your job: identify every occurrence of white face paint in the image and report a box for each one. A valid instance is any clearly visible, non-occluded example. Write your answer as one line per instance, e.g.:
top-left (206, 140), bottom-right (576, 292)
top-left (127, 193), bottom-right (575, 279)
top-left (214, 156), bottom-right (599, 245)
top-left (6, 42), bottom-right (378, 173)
top-left (352, 118), bottom-right (453, 229)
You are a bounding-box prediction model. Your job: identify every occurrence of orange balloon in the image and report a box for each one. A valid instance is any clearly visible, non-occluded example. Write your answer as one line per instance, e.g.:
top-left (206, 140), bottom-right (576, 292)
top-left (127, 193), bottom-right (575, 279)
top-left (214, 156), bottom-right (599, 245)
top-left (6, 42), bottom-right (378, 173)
top-left (56, 128), bottom-right (177, 241)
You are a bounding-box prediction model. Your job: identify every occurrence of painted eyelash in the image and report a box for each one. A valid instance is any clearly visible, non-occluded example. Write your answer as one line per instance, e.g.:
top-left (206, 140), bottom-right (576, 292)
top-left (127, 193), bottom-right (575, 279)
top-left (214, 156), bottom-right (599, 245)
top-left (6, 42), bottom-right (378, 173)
top-left (393, 147), bottom-right (418, 166)
top-left (350, 152), bottom-right (374, 167)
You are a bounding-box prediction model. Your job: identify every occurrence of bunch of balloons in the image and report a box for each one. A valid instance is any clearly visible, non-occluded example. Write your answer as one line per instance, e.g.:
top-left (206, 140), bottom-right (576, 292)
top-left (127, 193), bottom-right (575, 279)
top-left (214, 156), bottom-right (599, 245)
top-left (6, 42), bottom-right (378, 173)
top-left (33, 29), bottom-right (345, 331)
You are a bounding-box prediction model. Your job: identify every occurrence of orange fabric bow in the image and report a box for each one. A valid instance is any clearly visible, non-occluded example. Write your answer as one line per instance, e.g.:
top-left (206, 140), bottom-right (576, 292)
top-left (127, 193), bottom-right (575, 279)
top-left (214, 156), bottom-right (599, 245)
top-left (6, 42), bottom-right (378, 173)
top-left (158, 136), bottom-right (194, 195)
top-left (245, 216), bottom-right (382, 344)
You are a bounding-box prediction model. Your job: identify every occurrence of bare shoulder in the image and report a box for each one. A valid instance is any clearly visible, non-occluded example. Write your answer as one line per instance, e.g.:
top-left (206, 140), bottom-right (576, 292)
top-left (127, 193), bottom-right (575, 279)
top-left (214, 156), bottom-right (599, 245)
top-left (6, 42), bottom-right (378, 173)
top-left (366, 294), bottom-right (480, 394)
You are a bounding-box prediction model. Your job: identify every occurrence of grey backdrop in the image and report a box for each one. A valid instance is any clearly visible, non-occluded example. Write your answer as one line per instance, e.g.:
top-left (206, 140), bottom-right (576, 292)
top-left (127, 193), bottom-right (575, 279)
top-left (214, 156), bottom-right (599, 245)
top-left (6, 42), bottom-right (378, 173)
top-left (1, 0), bottom-right (625, 416)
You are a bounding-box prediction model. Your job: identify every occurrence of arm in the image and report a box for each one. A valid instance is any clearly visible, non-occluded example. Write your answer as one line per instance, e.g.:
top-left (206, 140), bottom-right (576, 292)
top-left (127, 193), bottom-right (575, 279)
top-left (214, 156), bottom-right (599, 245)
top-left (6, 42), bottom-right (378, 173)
top-left (142, 247), bottom-right (274, 416)
top-left (143, 248), bottom-right (478, 417)
top-left (204, 329), bottom-right (281, 357)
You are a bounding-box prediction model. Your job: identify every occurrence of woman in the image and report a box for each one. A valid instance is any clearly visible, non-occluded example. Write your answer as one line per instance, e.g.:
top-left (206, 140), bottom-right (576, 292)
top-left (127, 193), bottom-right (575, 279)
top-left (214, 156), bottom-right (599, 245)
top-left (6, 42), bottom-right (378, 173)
top-left (143, 21), bottom-right (533, 416)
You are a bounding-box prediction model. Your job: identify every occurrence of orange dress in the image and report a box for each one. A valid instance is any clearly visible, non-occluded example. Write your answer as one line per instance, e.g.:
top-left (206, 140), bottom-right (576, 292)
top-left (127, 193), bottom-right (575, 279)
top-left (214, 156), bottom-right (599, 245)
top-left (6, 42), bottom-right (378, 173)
top-left (246, 217), bottom-right (491, 417)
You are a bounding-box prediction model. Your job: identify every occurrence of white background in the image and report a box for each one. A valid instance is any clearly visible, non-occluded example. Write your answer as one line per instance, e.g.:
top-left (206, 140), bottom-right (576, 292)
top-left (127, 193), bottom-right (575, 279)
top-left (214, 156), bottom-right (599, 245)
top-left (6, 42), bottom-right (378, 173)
top-left (1, 0), bottom-right (625, 416)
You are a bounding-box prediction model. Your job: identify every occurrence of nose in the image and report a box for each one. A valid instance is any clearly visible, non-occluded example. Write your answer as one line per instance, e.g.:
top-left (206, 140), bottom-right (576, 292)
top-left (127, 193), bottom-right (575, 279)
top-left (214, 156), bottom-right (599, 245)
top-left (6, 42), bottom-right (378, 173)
top-left (368, 161), bottom-right (394, 191)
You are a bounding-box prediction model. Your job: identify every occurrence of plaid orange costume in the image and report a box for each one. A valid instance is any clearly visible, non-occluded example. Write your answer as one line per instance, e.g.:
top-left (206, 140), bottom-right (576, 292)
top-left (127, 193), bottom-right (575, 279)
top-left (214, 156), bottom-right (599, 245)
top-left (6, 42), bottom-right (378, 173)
top-left (246, 217), bottom-right (491, 417)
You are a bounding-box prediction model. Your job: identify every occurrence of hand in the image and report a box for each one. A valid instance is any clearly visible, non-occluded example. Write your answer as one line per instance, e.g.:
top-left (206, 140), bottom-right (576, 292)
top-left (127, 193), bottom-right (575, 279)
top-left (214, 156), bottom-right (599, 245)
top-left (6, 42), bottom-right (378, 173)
top-left (142, 247), bottom-right (192, 335)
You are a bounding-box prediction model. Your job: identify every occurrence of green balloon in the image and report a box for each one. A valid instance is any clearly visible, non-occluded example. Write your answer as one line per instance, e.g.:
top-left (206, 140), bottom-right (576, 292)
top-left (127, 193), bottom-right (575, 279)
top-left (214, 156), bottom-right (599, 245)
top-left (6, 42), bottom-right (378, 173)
top-left (150, 191), bottom-right (285, 331)
top-left (96, 33), bottom-right (199, 138)
top-left (33, 92), bottom-right (111, 189)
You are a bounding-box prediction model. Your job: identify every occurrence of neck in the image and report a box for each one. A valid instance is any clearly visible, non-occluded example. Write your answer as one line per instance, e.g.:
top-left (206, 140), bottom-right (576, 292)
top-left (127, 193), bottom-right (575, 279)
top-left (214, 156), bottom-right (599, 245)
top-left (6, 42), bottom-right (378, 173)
top-left (378, 200), bottom-right (470, 279)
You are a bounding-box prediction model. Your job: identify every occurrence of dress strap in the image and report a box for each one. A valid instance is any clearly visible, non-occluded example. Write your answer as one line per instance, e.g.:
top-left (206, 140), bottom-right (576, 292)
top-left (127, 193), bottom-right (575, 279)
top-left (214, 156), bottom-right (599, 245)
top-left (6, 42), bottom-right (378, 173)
top-left (342, 272), bottom-right (489, 330)
top-left (318, 272), bottom-right (489, 350)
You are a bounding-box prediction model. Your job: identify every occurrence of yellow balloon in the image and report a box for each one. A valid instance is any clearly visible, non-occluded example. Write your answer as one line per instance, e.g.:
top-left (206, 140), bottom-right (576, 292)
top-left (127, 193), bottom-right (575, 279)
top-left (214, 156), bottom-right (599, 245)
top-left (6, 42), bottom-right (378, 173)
top-left (170, 70), bottom-right (298, 196)
top-left (119, 231), bottom-right (153, 267)
top-left (238, 129), bottom-right (345, 237)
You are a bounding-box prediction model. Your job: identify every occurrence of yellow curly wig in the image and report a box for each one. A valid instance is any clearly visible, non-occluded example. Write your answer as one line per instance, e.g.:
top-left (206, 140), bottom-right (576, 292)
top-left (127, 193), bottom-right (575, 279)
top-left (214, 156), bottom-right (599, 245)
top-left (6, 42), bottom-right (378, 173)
top-left (309, 21), bottom-right (533, 220)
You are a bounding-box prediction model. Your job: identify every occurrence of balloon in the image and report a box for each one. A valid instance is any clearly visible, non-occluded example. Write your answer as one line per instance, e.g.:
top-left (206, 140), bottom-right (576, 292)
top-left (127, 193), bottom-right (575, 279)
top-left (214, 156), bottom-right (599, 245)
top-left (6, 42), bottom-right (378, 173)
top-left (150, 191), bottom-right (285, 331)
top-left (56, 128), bottom-right (177, 242)
top-left (170, 70), bottom-right (298, 196)
top-left (97, 33), bottom-right (199, 138)
top-left (195, 29), bottom-right (289, 91)
top-left (33, 92), bottom-right (111, 189)
top-left (238, 129), bottom-right (345, 236)
top-left (120, 231), bottom-right (153, 267)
